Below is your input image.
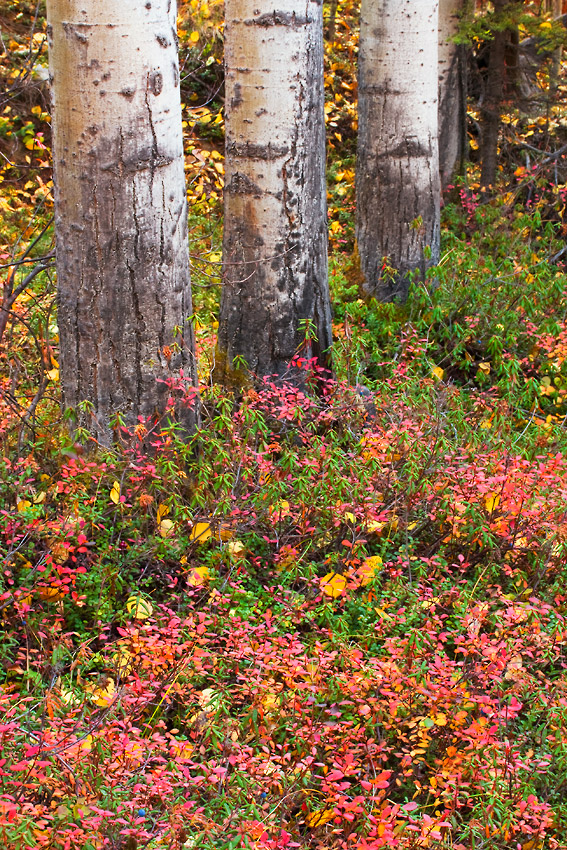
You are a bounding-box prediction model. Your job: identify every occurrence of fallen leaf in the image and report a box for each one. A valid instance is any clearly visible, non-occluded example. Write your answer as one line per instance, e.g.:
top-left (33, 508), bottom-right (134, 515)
top-left (186, 565), bottom-right (209, 587)
top-left (485, 492), bottom-right (501, 513)
top-left (189, 521), bottom-right (212, 543)
top-left (306, 808), bottom-right (335, 828)
top-left (110, 481), bottom-right (121, 505)
top-left (358, 555), bottom-right (382, 586)
top-left (320, 572), bottom-right (347, 598)
top-left (126, 595), bottom-right (153, 620)
top-left (159, 518), bottom-right (175, 538)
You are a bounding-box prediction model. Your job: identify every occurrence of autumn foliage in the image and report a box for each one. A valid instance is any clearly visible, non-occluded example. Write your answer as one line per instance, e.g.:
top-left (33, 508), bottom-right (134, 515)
top-left (2, 1), bottom-right (567, 849)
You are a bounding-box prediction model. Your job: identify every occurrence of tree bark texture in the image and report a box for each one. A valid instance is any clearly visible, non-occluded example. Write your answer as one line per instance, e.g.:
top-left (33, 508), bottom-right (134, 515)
top-left (216, 0), bottom-right (333, 384)
top-left (438, 0), bottom-right (467, 189)
top-left (479, 0), bottom-right (514, 190)
top-left (356, 0), bottom-right (441, 302)
top-left (47, 0), bottom-right (198, 446)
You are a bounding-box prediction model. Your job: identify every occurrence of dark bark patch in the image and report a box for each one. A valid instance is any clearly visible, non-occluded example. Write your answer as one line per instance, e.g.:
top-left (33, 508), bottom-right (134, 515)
top-left (156, 33), bottom-right (171, 48)
top-left (227, 172), bottom-right (262, 197)
top-left (149, 72), bottom-right (163, 96)
top-left (231, 82), bottom-right (243, 110)
top-left (120, 86), bottom-right (136, 99)
top-left (378, 138), bottom-right (433, 159)
top-left (63, 23), bottom-right (90, 44)
top-left (245, 11), bottom-right (312, 27)
top-left (226, 140), bottom-right (289, 160)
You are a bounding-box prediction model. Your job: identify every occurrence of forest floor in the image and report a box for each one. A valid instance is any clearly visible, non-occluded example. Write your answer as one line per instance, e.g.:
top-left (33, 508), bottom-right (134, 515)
top-left (2, 2), bottom-right (567, 849)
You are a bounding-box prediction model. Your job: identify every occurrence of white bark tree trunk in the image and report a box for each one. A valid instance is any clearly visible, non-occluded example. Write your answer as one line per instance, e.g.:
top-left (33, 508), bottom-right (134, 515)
top-left (438, 0), bottom-right (467, 189)
top-left (216, 0), bottom-right (333, 384)
top-left (356, 0), bottom-right (441, 301)
top-left (47, 0), bottom-right (198, 446)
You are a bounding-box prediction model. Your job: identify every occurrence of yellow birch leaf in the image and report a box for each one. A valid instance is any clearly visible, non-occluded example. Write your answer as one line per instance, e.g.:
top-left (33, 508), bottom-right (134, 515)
top-left (190, 30), bottom-right (199, 42)
top-left (159, 518), bottom-right (175, 538)
top-left (306, 808), bottom-right (336, 828)
top-left (156, 503), bottom-right (170, 523)
top-left (432, 366), bottom-right (445, 381)
top-left (189, 522), bottom-right (212, 543)
top-left (17, 499), bottom-right (32, 512)
top-left (113, 647), bottom-right (134, 675)
top-left (219, 523), bottom-right (234, 541)
top-left (110, 481), bottom-right (121, 504)
top-left (88, 679), bottom-right (115, 707)
top-left (320, 572), bottom-right (347, 598)
top-left (126, 595), bottom-right (153, 620)
top-left (358, 555), bottom-right (382, 586)
top-left (227, 540), bottom-right (245, 557)
top-left (186, 565), bottom-right (210, 587)
top-left (484, 493), bottom-right (500, 513)
top-left (367, 519), bottom-right (387, 535)
top-left (478, 362), bottom-right (491, 376)
top-left (344, 511), bottom-right (356, 524)
top-left (47, 368), bottom-right (59, 381)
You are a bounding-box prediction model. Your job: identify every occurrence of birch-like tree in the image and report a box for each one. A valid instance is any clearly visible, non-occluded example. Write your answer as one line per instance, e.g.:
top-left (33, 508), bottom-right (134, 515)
top-left (47, 0), bottom-right (198, 445)
top-left (216, 0), bottom-right (333, 384)
top-left (438, 0), bottom-right (467, 189)
top-left (356, 0), bottom-right (440, 301)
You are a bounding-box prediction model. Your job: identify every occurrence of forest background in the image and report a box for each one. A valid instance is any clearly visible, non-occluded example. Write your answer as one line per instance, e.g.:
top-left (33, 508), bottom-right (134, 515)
top-left (2, 1), bottom-right (567, 849)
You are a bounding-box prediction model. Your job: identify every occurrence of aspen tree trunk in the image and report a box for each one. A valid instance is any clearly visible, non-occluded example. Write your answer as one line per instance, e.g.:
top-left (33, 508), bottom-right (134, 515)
top-left (547, 0), bottom-right (563, 95)
top-left (438, 0), bottom-right (467, 189)
top-left (356, 0), bottom-right (440, 302)
top-left (216, 0), bottom-right (333, 384)
top-left (479, 0), bottom-right (515, 190)
top-left (47, 0), bottom-right (198, 446)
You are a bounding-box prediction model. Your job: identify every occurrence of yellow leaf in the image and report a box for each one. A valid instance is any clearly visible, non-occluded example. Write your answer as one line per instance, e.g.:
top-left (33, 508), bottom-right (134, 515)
top-left (110, 481), bottom-right (121, 504)
top-left (432, 366), bottom-right (444, 381)
top-left (186, 565), bottom-right (210, 587)
top-left (484, 493), bottom-right (500, 513)
top-left (17, 499), bottom-right (32, 512)
top-left (367, 516), bottom-right (398, 537)
top-left (88, 679), bottom-right (115, 707)
top-left (126, 595), bottom-right (153, 620)
top-left (270, 499), bottom-right (291, 519)
top-left (47, 368), bottom-right (59, 381)
top-left (156, 503), bottom-right (170, 523)
top-left (60, 688), bottom-right (78, 706)
top-left (198, 687), bottom-right (220, 710)
top-left (189, 521), bottom-right (212, 543)
top-left (39, 585), bottom-right (66, 602)
top-left (366, 519), bottom-right (387, 535)
top-left (344, 511), bottom-right (356, 524)
top-left (478, 362), bottom-right (491, 375)
top-left (190, 30), bottom-right (199, 42)
top-left (434, 712), bottom-right (447, 726)
top-left (159, 518), bottom-right (175, 538)
top-left (358, 555), bottom-right (382, 586)
top-left (262, 691), bottom-right (280, 711)
top-left (113, 647), bottom-right (134, 675)
top-left (219, 523), bottom-right (234, 541)
top-left (227, 539), bottom-right (246, 557)
top-left (320, 572), bottom-right (347, 598)
top-left (306, 808), bottom-right (335, 828)
top-left (479, 418), bottom-right (492, 429)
